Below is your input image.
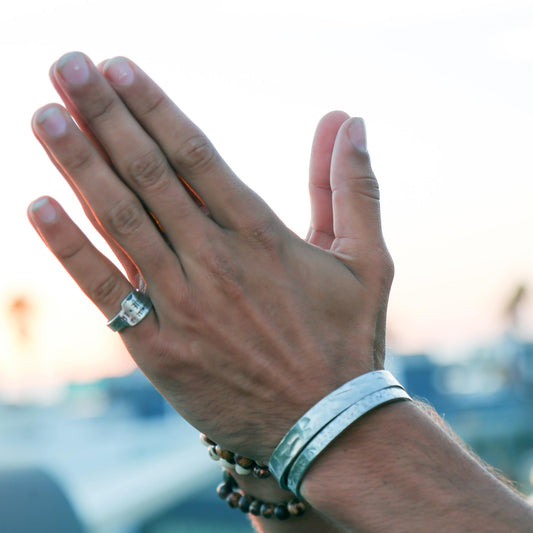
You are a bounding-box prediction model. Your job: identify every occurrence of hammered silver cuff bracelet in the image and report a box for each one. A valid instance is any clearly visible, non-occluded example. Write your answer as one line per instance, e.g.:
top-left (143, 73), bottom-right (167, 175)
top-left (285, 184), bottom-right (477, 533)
top-left (268, 370), bottom-right (411, 497)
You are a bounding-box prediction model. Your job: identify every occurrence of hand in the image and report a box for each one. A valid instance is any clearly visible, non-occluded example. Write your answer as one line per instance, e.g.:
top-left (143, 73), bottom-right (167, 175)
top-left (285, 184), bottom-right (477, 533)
top-left (28, 52), bottom-right (393, 463)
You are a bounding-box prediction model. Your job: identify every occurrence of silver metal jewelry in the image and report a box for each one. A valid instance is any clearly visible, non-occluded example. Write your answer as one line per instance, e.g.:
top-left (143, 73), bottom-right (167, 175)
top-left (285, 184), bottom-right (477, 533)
top-left (286, 386), bottom-right (411, 497)
top-left (269, 370), bottom-right (402, 489)
top-left (106, 289), bottom-right (152, 332)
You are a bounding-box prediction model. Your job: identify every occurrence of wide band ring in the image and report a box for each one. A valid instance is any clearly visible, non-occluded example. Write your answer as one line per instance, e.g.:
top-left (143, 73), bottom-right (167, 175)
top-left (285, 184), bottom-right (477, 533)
top-left (106, 289), bottom-right (153, 332)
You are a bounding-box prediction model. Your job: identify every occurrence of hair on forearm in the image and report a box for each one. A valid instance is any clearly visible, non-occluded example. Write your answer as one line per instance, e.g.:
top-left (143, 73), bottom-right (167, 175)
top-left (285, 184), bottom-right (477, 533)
top-left (411, 399), bottom-right (523, 496)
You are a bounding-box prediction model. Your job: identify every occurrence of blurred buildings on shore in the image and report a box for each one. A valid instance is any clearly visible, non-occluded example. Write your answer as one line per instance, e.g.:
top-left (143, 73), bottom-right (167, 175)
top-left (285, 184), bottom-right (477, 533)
top-left (391, 336), bottom-right (533, 492)
top-left (1, 336), bottom-right (532, 532)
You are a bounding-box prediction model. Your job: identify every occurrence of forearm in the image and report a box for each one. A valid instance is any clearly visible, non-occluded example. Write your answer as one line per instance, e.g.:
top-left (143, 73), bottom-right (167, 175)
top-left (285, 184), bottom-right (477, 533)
top-left (234, 473), bottom-right (344, 533)
top-left (301, 400), bottom-right (533, 532)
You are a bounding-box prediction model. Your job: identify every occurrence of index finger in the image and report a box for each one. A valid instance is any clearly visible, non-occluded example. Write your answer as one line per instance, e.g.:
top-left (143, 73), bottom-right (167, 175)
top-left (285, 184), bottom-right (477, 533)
top-left (307, 111), bottom-right (350, 248)
top-left (101, 57), bottom-right (275, 232)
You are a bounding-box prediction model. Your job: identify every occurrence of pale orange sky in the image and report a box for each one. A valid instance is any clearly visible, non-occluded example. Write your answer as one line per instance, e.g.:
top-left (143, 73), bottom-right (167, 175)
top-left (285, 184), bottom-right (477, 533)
top-left (1, 0), bottom-right (532, 397)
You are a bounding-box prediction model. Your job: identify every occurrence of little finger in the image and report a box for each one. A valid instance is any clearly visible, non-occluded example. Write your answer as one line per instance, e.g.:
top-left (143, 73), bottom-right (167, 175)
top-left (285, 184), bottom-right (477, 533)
top-left (27, 196), bottom-right (158, 340)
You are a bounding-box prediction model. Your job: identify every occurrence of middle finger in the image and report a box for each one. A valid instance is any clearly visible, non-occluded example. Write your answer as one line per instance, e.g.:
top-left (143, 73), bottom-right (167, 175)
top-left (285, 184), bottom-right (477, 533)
top-left (32, 103), bottom-right (183, 290)
top-left (51, 52), bottom-right (211, 249)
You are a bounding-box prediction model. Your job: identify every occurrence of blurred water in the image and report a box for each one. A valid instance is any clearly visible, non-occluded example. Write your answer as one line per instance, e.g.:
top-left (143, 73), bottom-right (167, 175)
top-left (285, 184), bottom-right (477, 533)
top-left (0, 372), bottom-right (250, 532)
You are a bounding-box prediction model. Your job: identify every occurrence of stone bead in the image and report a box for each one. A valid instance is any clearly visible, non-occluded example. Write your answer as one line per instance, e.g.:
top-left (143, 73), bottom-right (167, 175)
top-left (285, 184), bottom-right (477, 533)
top-left (216, 481), bottom-right (233, 499)
top-left (252, 465), bottom-right (270, 479)
top-left (234, 454), bottom-right (254, 468)
top-left (220, 459), bottom-right (236, 470)
top-left (274, 504), bottom-right (290, 520)
top-left (260, 503), bottom-right (275, 519)
top-left (235, 464), bottom-right (252, 476)
top-left (208, 445), bottom-right (220, 461)
top-left (248, 499), bottom-right (262, 516)
top-left (226, 491), bottom-right (241, 508)
top-left (287, 499), bottom-right (306, 516)
top-left (238, 494), bottom-right (253, 513)
top-left (215, 445), bottom-right (235, 464)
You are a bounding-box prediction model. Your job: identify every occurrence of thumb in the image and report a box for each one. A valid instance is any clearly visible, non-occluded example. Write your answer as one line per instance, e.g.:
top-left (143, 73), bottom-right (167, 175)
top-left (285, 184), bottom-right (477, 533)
top-left (330, 118), bottom-right (387, 270)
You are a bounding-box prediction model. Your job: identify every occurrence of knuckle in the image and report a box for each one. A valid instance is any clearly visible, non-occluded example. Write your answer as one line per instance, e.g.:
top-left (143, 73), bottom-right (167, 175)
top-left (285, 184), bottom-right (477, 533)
top-left (139, 92), bottom-right (167, 118)
top-left (202, 246), bottom-right (244, 295)
top-left (56, 239), bottom-right (86, 262)
top-left (345, 175), bottom-right (380, 201)
top-left (63, 146), bottom-right (94, 173)
top-left (380, 252), bottom-right (395, 287)
top-left (175, 287), bottom-right (203, 322)
top-left (369, 249), bottom-right (395, 289)
top-left (242, 217), bottom-right (283, 252)
top-left (85, 94), bottom-right (116, 124)
top-left (174, 135), bottom-right (217, 173)
top-left (127, 150), bottom-right (170, 192)
top-left (88, 275), bottom-right (123, 306)
top-left (105, 200), bottom-right (144, 237)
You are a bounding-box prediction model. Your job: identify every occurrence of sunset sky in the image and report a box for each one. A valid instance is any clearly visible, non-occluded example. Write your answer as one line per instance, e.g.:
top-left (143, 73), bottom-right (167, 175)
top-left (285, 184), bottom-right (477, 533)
top-left (1, 0), bottom-right (532, 399)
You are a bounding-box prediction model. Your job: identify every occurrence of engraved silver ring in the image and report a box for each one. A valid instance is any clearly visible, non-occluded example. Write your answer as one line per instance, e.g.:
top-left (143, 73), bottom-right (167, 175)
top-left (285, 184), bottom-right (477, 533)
top-left (106, 290), bottom-right (152, 332)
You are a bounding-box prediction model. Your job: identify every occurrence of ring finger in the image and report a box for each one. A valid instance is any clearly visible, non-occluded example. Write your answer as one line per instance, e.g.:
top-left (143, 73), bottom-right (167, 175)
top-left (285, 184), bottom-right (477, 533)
top-left (32, 103), bottom-right (183, 291)
top-left (27, 196), bottom-right (158, 341)
top-left (50, 52), bottom-right (212, 249)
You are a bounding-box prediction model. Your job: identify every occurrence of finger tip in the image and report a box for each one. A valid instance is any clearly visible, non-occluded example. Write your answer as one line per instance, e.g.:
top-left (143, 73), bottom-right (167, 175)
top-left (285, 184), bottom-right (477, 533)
top-left (48, 61), bottom-right (58, 81)
top-left (28, 196), bottom-right (59, 225)
top-left (317, 110), bottom-right (351, 129)
top-left (312, 111), bottom-right (352, 151)
top-left (96, 59), bottom-right (110, 72)
top-left (347, 117), bottom-right (367, 153)
top-left (101, 57), bottom-right (135, 87)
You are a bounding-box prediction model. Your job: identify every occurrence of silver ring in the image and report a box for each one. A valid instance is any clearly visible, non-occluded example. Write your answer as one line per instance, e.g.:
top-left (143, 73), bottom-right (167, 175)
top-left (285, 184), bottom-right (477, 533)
top-left (106, 290), bottom-right (152, 332)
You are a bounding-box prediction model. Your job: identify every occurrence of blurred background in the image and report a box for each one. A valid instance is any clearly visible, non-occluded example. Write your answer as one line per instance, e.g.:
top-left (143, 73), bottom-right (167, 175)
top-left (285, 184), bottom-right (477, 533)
top-left (1, 0), bottom-right (532, 531)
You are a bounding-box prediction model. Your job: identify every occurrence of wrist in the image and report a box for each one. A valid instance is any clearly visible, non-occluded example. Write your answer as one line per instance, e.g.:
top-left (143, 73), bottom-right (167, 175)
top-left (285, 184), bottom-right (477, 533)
top-left (232, 470), bottom-right (343, 533)
top-left (268, 370), bottom-right (409, 495)
top-left (235, 472), bottom-right (297, 502)
top-left (300, 399), bottom-right (417, 507)
top-left (300, 400), bottom-right (533, 531)
top-left (300, 400), bottom-right (446, 531)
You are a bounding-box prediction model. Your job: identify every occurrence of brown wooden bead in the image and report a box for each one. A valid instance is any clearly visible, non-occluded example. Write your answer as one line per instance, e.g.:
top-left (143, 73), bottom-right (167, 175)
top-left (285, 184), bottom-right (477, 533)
top-left (252, 465), bottom-right (270, 479)
top-left (260, 503), bottom-right (275, 519)
top-left (287, 499), bottom-right (306, 516)
top-left (199, 433), bottom-right (215, 447)
top-left (274, 504), bottom-right (290, 520)
top-left (215, 445), bottom-right (235, 464)
top-left (226, 491), bottom-right (241, 508)
top-left (238, 494), bottom-right (253, 513)
top-left (216, 481), bottom-right (233, 499)
top-left (234, 454), bottom-right (253, 469)
top-left (248, 499), bottom-right (262, 516)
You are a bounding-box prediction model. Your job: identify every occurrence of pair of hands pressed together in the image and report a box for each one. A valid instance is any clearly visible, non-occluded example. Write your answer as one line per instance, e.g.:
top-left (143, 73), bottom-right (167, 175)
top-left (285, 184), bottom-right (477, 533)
top-left (29, 52), bottom-right (393, 465)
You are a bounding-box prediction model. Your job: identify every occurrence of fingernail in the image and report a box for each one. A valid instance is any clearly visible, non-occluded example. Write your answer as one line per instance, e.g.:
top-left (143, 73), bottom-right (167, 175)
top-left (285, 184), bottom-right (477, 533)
top-left (103, 57), bottom-right (134, 87)
top-left (35, 107), bottom-right (67, 137)
top-left (348, 117), bottom-right (367, 152)
top-left (29, 197), bottom-right (57, 224)
top-left (58, 52), bottom-right (90, 85)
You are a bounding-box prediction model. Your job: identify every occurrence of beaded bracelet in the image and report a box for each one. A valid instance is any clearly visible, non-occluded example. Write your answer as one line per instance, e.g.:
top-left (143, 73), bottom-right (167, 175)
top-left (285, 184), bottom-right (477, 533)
top-left (201, 434), bottom-right (306, 520)
top-left (217, 469), bottom-right (307, 520)
top-left (200, 433), bottom-right (271, 478)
